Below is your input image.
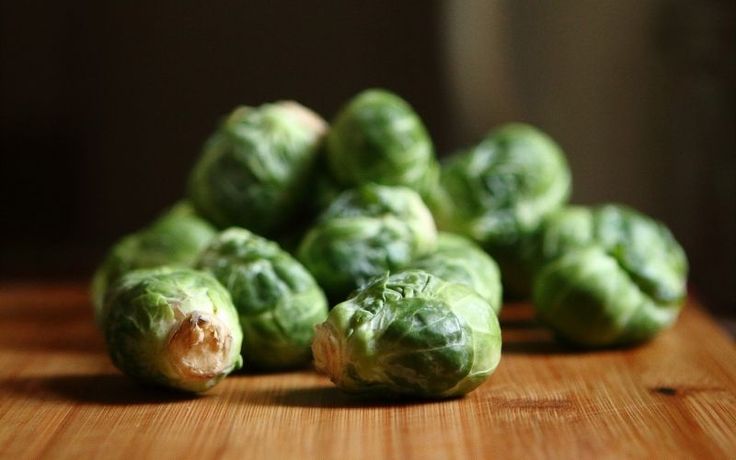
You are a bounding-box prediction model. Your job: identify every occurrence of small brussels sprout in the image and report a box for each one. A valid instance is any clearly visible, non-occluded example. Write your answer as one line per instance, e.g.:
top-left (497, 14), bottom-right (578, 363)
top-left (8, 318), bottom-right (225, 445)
top-left (431, 123), bottom-right (571, 297)
top-left (197, 228), bottom-right (328, 369)
top-left (326, 89), bottom-right (438, 196)
top-left (297, 184), bottom-right (437, 300)
top-left (103, 267), bottom-right (243, 392)
top-left (532, 205), bottom-right (688, 347)
top-left (91, 202), bottom-right (217, 321)
top-left (409, 233), bottom-right (502, 313)
top-left (188, 101), bottom-right (327, 235)
top-left (312, 270), bottom-right (502, 398)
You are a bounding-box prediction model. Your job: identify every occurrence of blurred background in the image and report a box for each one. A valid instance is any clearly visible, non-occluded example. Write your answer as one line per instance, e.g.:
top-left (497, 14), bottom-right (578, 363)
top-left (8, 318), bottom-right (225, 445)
top-left (1, 1), bottom-right (733, 318)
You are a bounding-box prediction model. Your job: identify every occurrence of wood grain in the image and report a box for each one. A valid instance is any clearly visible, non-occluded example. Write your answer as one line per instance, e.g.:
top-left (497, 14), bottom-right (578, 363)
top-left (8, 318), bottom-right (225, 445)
top-left (0, 282), bottom-right (734, 460)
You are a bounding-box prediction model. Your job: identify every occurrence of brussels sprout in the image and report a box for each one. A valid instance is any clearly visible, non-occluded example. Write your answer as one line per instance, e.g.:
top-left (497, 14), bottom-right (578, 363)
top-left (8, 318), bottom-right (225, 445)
top-left (91, 202), bottom-right (217, 320)
top-left (409, 233), bottom-right (502, 313)
top-left (197, 228), bottom-right (328, 369)
top-left (188, 101), bottom-right (327, 235)
top-left (532, 205), bottom-right (688, 347)
top-left (326, 89), bottom-right (438, 196)
top-left (431, 123), bottom-right (571, 297)
top-left (312, 270), bottom-right (502, 398)
top-left (103, 267), bottom-right (243, 392)
top-left (297, 184), bottom-right (437, 300)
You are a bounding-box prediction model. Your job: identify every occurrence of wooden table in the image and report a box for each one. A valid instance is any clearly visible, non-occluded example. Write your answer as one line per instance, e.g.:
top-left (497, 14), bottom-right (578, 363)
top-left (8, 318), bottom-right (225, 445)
top-left (0, 282), bottom-right (734, 459)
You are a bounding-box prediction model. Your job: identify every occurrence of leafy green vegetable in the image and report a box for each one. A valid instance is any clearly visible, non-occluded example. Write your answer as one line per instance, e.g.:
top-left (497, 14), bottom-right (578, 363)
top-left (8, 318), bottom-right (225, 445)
top-left (297, 184), bottom-right (437, 300)
top-left (312, 270), bottom-right (501, 398)
top-left (103, 267), bottom-right (243, 392)
top-left (431, 123), bottom-right (571, 297)
top-left (197, 228), bottom-right (328, 369)
top-left (326, 89), bottom-right (438, 197)
top-left (188, 101), bottom-right (326, 235)
top-left (409, 233), bottom-right (502, 313)
top-left (532, 205), bottom-right (688, 346)
top-left (91, 202), bottom-right (216, 321)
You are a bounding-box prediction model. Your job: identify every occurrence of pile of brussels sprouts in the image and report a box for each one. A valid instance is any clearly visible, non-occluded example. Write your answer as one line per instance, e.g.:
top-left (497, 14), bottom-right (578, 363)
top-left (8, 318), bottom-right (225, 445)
top-left (93, 89), bottom-right (687, 398)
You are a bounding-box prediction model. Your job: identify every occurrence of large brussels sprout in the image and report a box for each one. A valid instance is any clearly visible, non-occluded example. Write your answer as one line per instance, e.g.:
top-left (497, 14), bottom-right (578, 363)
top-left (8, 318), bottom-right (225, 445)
top-left (409, 233), bottom-right (502, 313)
top-left (312, 270), bottom-right (502, 398)
top-left (197, 228), bottom-right (328, 369)
top-left (532, 205), bottom-right (688, 347)
top-left (188, 101), bottom-right (327, 235)
top-left (431, 123), bottom-right (571, 297)
top-left (297, 184), bottom-right (437, 300)
top-left (103, 267), bottom-right (243, 392)
top-left (326, 89), bottom-right (438, 196)
top-left (91, 202), bottom-right (217, 320)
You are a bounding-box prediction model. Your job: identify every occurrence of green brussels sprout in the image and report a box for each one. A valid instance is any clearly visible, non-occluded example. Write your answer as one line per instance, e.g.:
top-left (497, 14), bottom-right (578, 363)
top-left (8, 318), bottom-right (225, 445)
top-left (326, 89), bottom-right (438, 196)
top-left (91, 202), bottom-right (217, 321)
top-left (188, 101), bottom-right (327, 235)
top-left (103, 267), bottom-right (243, 392)
top-left (532, 205), bottom-right (688, 347)
top-left (297, 184), bottom-right (437, 300)
top-left (312, 270), bottom-right (502, 398)
top-left (431, 123), bottom-right (571, 297)
top-left (409, 233), bottom-right (502, 313)
top-left (197, 228), bottom-right (328, 369)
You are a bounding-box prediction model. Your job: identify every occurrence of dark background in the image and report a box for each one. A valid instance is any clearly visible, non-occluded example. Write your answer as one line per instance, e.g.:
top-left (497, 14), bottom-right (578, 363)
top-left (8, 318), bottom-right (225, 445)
top-left (1, 1), bottom-right (734, 318)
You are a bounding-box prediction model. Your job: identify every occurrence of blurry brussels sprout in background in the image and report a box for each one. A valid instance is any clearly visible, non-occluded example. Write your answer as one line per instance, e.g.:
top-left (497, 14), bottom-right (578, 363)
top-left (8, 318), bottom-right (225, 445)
top-left (526, 205), bottom-right (603, 273)
top-left (312, 270), bottom-right (501, 398)
top-left (409, 233), bottom-right (502, 313)
top-left (188, 101), bottom-right (327, 236)
top-left (326, 89), bottom-right (438, 197)
top-left (297, 184), bottom-right (437, 300)
top-left (91, 202), bottom-right (217, 320)
top-left (197, 228), bottom-right (328, 369)
top-left (532, 205), bottom-right (688, 347)
top-left (431, 123), bottom-right (571, 297)
top-left (103, 267), bottom-right (243, 393)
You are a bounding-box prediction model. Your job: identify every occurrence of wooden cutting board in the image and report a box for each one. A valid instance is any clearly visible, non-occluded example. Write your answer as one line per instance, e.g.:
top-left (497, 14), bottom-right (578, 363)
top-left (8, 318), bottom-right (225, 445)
top-left (0, 282), bottom-right (734, 459)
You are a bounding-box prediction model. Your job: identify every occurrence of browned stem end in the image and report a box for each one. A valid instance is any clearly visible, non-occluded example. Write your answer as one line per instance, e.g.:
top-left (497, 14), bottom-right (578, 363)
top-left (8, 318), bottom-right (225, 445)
top-left (167, 312), bottom-right (232, 381)
top-left (311, 323), bottom-right (343, 384)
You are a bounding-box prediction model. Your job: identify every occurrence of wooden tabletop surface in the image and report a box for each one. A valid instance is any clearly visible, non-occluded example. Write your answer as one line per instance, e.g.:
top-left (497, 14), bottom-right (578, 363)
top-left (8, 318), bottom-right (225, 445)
top-left (0, 282), bottom-right (734, 459)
